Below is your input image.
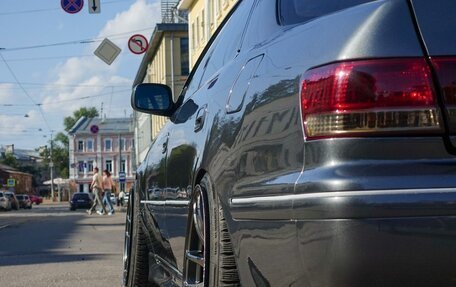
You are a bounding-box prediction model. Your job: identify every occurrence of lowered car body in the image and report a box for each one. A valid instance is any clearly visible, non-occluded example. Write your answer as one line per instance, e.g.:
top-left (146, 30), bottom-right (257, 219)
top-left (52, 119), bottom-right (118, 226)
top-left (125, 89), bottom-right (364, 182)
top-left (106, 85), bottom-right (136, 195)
top-left (124, 0), bottom-right (456, 286)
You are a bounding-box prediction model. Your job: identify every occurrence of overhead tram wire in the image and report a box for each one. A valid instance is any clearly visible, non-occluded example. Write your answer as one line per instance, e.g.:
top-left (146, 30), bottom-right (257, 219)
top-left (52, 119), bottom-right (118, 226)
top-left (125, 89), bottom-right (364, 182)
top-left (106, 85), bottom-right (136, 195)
top-left (0, 88), bottom-right (132, 107)
top-left (0, 52), bottom-right (52, 131)
top-left (0, 0), bottom-right (134, 16)
top-left (0, 27), bottom-right (155, 52)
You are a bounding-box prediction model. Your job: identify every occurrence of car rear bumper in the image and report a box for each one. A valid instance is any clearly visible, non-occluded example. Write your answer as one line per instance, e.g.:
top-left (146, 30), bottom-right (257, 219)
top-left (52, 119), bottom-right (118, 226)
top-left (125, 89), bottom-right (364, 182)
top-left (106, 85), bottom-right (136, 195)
top-left (231, 188), bottom-right (456, 286)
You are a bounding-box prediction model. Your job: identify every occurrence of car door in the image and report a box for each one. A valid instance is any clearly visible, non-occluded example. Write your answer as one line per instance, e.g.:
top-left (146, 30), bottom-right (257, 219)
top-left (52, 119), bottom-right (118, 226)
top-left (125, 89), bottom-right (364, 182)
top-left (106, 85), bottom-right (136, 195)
top-left (158, 0), bottom-right (257, 281)
top-left (137, 123), bottom-right (171, 269)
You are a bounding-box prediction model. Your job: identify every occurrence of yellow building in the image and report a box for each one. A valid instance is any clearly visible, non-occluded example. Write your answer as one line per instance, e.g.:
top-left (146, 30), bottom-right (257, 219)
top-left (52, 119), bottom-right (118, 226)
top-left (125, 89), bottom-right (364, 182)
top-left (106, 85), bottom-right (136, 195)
top-left (133, 23), bottom-right (189, 164)
top-left (177, 0), bottom-right (237, 67)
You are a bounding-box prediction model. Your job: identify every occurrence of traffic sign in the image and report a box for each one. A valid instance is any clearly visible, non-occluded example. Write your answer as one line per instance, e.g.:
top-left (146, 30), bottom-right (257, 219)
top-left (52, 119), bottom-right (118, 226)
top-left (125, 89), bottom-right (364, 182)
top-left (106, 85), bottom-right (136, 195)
top-left (89, 0), bottom-right (100, 14)
top-left (61, 0), bottom-right (84, 14)
top-left (90, 124), bottom-right (99, 134)
top-left (119, 172), bottom-right (126, 183)
top-left (6, 179), bottom-right (15, 187)
top-left (128, 34), bottom-right (149, 55)
top-left (94, 38), bottom-right (121, 65)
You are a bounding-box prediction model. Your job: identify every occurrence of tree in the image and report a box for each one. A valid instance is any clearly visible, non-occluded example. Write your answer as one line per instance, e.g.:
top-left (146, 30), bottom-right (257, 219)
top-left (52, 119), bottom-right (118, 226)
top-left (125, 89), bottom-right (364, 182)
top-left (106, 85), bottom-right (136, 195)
top-left (63, 107), bottom-right (99, 132)
top-left (0, 153), bottom-right (18, 168)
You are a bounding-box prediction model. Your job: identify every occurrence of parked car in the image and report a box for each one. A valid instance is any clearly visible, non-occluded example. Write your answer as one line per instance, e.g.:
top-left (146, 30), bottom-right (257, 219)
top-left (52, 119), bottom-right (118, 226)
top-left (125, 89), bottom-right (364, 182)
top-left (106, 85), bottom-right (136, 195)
top-left (70, 193), bottom-right (93, 211)
top-left (123, 1), bottom-right (456, 287)
top-left (4, 191), bottom-right (19, 210)
top-left (15, 194), bottom-right (32, 209)
top-left (29, 195), bottom-right (43, 205)
top-left (110, 193), bottom-right (117, 205)
top-left (0, 191), bottom-right (12, 211)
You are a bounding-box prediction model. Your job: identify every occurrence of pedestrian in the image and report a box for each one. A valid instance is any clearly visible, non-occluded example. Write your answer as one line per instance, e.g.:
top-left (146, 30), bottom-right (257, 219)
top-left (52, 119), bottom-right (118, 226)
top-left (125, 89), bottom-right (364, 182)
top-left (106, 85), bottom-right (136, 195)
top-left (119, 190), bottom-right (125, 207)
top-left (102, 169), bottom-right (115, 215)
top-left (87, 167), bottom-right (107, 215)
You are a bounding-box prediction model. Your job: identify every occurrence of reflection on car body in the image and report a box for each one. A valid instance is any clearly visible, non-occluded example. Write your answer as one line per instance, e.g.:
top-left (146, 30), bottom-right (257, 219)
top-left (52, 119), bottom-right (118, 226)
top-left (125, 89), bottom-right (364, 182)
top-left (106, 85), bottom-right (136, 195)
top-left (123, 1), bottom-right (456, 287)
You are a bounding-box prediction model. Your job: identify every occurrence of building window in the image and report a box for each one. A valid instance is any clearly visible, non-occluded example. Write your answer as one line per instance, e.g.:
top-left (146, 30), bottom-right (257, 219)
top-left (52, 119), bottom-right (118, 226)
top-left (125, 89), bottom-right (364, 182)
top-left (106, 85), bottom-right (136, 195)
top-left (191, 22), bottom-right (195, 50)
top-left (78, 161), bottom-right (84, 172)
top-left (105, 139), bottom-right (112, 151)
top-left (201, 9), bottom-right (205, 41)
top-left (196, 17), bottom-right (200, 47)
top-left (120, 138), bottom-right (125, 151)
top-left (79, 184), bottom-right (84, 193)
top-left (88, 161), bottom-right (94, 173)
top-left (120, 160), bottom-right (126, 173)
top-left (87, 139), bottom-right (93, 151)
top-left (181, 37), bottom-right (189, 76)
top-left (78, 140), bottom-right (84, 152)
top-left (105, 160), bottom-right (112, 173)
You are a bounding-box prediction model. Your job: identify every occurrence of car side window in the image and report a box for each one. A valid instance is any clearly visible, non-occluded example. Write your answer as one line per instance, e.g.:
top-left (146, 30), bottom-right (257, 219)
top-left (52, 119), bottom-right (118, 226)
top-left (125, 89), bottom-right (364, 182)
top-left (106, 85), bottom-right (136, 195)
top-left (198, 0), bottom-right (254, 86)
top-left (279, 0), bottom-right (376, 26)
top-left (184, 0), bottom-right (254, 98)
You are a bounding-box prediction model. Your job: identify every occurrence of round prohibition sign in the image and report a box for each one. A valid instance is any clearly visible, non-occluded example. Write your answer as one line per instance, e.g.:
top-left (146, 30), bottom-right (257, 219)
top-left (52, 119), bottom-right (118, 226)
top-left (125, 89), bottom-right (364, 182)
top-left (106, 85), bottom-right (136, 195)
top-left (61, 0), bottom-right (84, 14)
top-left (128, 34), bottom-right (149, 55)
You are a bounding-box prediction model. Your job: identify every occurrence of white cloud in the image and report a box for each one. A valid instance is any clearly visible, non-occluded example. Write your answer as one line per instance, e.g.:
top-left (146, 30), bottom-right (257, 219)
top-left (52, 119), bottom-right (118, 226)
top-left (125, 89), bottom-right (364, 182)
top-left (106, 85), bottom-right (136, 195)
top-left (41, 0), bottom-right (161, 119)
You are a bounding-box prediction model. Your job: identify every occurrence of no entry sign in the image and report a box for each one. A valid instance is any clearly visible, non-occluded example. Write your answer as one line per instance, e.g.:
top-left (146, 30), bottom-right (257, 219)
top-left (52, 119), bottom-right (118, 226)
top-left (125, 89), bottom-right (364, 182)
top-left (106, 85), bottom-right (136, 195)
top-left (61, 0), bottom-right (84, 14)
top-left (128, 34), bottom-right (149, 55)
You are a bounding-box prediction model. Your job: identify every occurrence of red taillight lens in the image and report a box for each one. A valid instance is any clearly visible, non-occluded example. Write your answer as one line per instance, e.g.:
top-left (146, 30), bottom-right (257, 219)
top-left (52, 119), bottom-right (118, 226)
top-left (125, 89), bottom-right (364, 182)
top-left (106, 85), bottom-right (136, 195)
top-left (301, 58), bottom-right (443, 139)
top-left (431, 57), bottom-right (456, 133)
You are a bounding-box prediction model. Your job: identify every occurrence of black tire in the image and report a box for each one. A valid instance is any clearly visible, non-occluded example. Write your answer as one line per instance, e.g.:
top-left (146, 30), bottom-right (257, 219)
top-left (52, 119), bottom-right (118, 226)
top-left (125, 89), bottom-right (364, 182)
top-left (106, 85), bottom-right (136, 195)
top-left (123, 189), bottom-right (151, 287)
top-left (184, 175), bottom-right (240, 287)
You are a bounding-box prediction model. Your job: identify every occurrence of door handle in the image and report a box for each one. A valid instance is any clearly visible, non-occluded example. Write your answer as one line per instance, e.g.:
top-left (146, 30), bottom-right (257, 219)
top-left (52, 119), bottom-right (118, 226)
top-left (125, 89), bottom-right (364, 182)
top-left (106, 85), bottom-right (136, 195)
top-left (194, 106), bottom-right (207, 132)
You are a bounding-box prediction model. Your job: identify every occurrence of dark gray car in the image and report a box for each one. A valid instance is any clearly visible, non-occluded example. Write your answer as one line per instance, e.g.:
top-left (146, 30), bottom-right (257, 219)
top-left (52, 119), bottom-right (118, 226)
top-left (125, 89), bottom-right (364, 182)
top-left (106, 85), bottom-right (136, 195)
top-left (124, 1), bottom-right (456, 286)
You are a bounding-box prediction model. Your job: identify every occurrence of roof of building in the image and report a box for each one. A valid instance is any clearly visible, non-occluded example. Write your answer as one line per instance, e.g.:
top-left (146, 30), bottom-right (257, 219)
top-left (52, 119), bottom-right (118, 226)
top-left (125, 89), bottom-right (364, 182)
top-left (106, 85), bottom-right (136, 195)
top-left (133, 23), bottom-right (188, 86)
top-left (0, 146), bottom-right (41, 161)
top-left (0, 163), bottom-right (32, 177)
top-left (68, 117), bottom-right (133, 135)
top-left (177, 0), bottom-right (194, 10)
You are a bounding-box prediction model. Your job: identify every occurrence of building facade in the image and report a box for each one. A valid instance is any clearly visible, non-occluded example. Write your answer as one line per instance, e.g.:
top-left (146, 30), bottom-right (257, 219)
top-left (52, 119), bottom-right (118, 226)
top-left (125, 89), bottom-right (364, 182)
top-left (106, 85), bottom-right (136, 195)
top-left (178, 0), bottom-right (237, 67)
top-left (68, 117), bottom-right (135, 194)
top-left (133, 23), bottom-right (189, 165)
top-left (0, 163), bottom-right (33, 194)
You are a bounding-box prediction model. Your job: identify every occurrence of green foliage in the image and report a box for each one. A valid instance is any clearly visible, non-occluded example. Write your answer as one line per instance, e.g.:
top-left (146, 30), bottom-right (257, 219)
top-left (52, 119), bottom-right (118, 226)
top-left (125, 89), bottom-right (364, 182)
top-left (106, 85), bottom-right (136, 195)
top-left (1, 153), bottom-right (18, 168)
top-left (63, 107), bottom-right (99, 132)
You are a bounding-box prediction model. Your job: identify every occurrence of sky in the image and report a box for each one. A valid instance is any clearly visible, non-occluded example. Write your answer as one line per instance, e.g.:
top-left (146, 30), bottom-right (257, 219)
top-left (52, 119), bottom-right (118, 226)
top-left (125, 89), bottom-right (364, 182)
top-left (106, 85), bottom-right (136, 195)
top-left (0, 0), bottom-right (161, 149)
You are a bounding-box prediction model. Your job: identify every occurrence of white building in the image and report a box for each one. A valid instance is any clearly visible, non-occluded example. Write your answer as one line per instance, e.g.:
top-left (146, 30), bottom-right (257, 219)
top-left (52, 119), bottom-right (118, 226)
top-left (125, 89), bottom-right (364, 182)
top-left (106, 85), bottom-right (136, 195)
top-left (68, 117), bottom-right (135, 193)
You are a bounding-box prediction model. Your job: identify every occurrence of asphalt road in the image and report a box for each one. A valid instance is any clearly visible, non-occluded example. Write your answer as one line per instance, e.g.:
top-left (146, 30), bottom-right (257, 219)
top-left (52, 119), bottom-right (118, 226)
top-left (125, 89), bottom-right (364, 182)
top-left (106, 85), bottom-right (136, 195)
top-left (0, 203), bottom-right (126, 287)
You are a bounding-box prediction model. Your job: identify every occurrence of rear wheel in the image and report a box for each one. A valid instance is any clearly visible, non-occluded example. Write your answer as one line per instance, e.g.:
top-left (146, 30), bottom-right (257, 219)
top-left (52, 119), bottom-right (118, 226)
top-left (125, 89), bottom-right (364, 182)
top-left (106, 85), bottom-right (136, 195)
top-left (123, 190), bottom-right (151, 287)
top-left (183, 175), bottom-right (240, 287)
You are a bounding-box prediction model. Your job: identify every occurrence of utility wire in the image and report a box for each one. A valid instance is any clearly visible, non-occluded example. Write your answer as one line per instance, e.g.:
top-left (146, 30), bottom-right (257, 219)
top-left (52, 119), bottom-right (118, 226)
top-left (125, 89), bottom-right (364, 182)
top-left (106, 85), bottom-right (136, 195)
top-left (0, 88), bottom-right (131, 107)
top-left (0, 81), bottom-right (130, 88)
top-left (2, 51), bottom-right (129, 63)
top-left (0, 52), bottom-right (52, 131)
top-left (0, 0), bottom-right (133, 16)
top-left (0, 27), bottom-right (154, 52)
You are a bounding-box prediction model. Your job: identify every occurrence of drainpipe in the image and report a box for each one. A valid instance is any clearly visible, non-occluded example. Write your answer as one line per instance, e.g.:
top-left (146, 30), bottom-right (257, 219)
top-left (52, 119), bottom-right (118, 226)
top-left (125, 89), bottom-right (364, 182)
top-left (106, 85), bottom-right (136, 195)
top-left (171, 32), bottom-right (175, 98)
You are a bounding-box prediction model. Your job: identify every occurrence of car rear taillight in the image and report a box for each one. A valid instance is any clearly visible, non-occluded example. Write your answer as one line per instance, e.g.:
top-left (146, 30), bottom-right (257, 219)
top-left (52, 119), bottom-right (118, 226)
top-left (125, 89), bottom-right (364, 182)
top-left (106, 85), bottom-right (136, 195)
top-left (301, 58), bottom-right (443, 139)
top-left (430, 57), bottom-right (456, 133)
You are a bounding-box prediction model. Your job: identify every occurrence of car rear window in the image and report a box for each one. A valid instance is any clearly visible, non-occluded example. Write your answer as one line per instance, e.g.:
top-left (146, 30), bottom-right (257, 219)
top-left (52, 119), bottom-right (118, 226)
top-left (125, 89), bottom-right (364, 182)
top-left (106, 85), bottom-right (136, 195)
top-left (73, 193), bottom-right (89, 199)
top-left (0, 193), bottom-right (3, 198)
top-left (16, 195), bottom-right (23, 200)
top-left (279, 0), bottom-right (376, 26)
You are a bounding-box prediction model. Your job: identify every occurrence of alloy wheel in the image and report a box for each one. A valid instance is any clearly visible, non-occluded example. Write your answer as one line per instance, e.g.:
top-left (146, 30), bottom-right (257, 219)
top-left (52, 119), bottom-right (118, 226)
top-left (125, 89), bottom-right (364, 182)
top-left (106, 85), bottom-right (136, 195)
top-left (184, 186), bottom-right (207, 287)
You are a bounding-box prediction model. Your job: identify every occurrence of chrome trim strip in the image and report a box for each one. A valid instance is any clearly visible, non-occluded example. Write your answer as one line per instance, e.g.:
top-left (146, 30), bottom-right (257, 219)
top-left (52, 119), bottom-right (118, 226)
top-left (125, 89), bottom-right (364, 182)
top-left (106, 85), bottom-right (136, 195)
top-left (140, 200), bottom-right (165, 206)
top-left (140, 200), bottom-right (189, 206)
top-left (230, 188), bottom-right (456, 206)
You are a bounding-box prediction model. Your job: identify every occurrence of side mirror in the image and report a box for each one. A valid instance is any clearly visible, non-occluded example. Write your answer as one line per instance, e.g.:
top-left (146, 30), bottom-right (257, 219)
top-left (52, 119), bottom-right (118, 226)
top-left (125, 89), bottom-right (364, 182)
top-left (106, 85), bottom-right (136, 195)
top-left (131, 83), bottom-right (175, 117)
